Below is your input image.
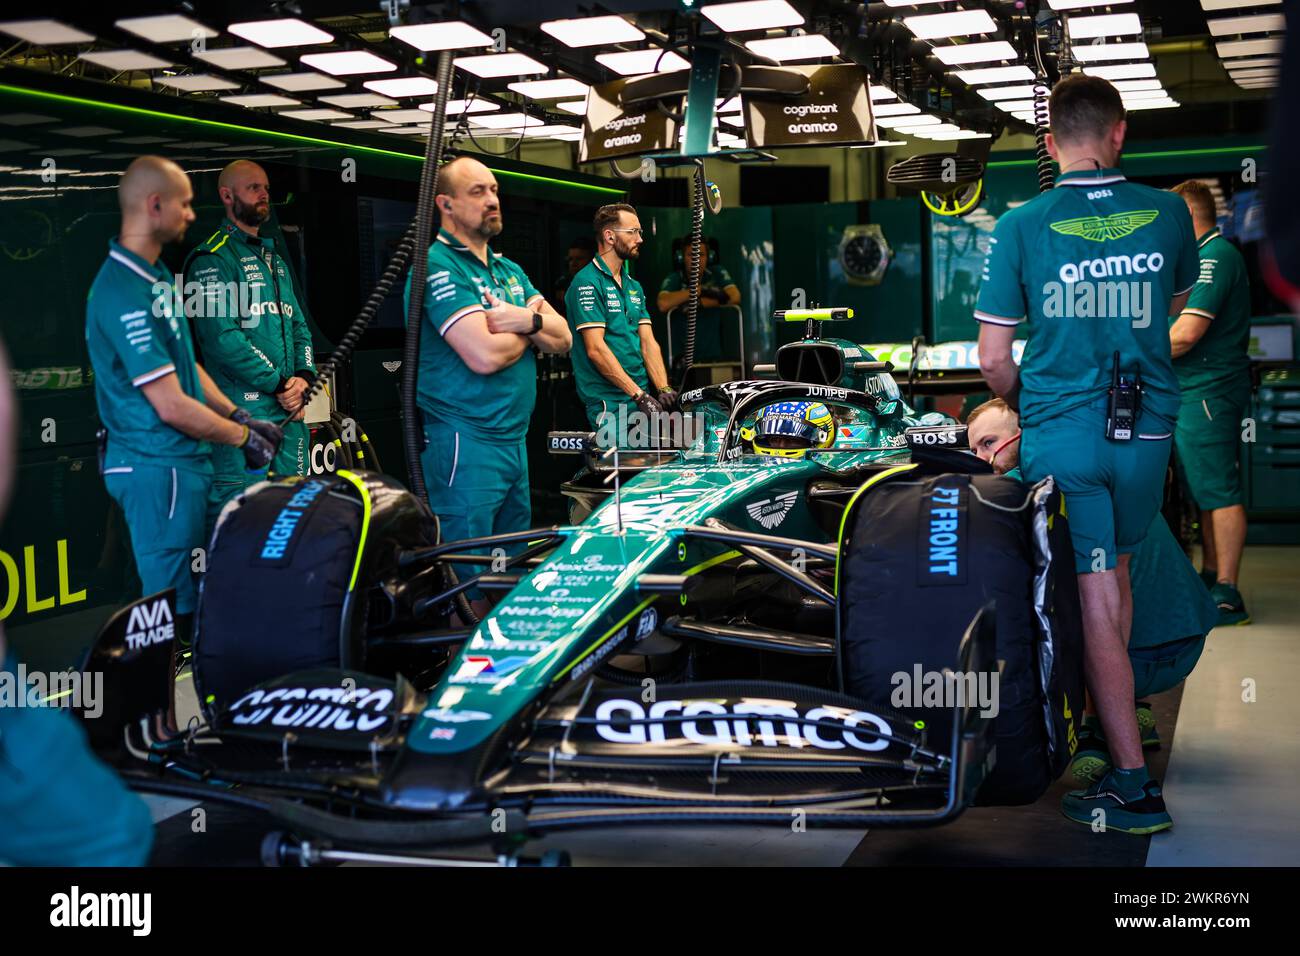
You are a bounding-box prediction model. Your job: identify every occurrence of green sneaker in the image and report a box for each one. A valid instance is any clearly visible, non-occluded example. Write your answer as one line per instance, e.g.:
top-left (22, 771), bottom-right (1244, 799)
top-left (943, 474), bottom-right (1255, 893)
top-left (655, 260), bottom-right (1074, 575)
top-left (1062, 772), bottom-right (1173, 834)
top-left (1211, 582), bottom-right (1251, 627)
top-left (1199, 568), bottom-right (1218, 590)
top-left (1135, 701), bottom-right (1160, 750)
top-left (1069, 726), bottom-right (1111, 784)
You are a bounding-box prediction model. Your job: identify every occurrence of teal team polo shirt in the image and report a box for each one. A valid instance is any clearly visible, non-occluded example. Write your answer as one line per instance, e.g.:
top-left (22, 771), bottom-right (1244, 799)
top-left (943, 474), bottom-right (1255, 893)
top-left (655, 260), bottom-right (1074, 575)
top-left (659, 264), bottom-right (736, 295)
top-left (403, 229), bottom-right (543, 439)
top-left (975, 167), bottom-right (1200, 428)
top-left (85, 240), bottom-right (211, 473)
top-left (1172, 228), bottom-right (1252, 402)
top-left (565, 256), bottom-right (653, 408)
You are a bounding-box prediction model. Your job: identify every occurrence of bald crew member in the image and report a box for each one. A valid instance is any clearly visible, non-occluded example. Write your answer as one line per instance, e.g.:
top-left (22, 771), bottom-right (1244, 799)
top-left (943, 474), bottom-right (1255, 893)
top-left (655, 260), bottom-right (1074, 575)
top-left (86, 156), bottom-right (281, 637)
top-left (404, 156), bottom-right (570, 614)
top-left (184, 160), bottom-right (316, 529)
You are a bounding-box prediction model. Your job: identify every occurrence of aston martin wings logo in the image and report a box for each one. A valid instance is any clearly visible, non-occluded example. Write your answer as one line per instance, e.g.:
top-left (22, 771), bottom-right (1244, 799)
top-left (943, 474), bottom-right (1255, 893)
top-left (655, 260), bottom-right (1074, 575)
top-left (746, 491), bottom-right (799, 530)
top-left (1049, 209), bottom-right (1159, 242)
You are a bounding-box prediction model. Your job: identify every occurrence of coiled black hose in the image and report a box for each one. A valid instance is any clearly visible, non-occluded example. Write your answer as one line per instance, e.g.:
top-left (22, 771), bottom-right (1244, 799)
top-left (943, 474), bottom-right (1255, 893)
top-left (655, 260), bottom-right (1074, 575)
top-left (1033, 81), bottom-right (1053, 194)
top-left (679, 160), bottom-right (706, 386)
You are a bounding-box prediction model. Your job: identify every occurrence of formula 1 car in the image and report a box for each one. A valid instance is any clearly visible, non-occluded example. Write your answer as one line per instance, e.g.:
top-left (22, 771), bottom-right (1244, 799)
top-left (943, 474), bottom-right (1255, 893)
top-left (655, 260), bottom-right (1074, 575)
top-left (79, 310), bottom-right (1082, 866)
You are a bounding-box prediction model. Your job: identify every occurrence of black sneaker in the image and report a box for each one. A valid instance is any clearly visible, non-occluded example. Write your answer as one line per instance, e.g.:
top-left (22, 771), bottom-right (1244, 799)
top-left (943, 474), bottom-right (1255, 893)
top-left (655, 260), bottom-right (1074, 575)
top-left (1062, 774), bottom-right (1173, 834)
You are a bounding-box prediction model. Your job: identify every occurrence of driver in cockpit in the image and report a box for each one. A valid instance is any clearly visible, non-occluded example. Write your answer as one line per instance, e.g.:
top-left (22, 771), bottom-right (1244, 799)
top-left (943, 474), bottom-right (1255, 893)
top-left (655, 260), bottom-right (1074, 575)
top-left (741, 400), bottom-right (836, 458)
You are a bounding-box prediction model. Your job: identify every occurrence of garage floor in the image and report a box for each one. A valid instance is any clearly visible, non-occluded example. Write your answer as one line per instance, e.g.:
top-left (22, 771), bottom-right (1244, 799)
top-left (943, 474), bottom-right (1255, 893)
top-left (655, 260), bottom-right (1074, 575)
top-left (147, 547), bottom-right (1298, 867)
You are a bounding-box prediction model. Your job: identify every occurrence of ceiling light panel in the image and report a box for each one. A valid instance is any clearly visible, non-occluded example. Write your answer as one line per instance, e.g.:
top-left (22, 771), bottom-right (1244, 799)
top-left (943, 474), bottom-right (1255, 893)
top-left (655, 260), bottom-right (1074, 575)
top-left (116, 15), bottom-right (218, 43)
top-left (218, 94), bottom-right (301, 108)
top-left (1049, 0), bottom-right (1134, 8)
top-left (871, 102), bottom-right (922, 116)
top-left (300, 51), bottom-right (397, 75)
top-left (364, 77), bottom-right (439, 97)
top-left (1222, 57), bottom-right (1280, 70)
top-left (280, 108), bottom-right (353, 121)
top-left (556, 100), bottom-right (586, 115)
top-left (977, 84), bottom-right (1043, 100)
top-left (454, 52), bottom-right (548, 78)
top-left (331, 120), bottom-right (391, 129)
top-left (1207, 13), bottom-right (1286, 36)
top-left (701, 1), bottom-right (805, 33)
top-left (1067, 13), bottom-right (1142, 39)
top-left (1070, 42), bottom-right (1151, 61)
top-left (0, 19), bottom-right (94, 44)
top-left (1215, 38), bottom-right (1283, 57)
top-left (508, 78), bottom-right (589, 99)
top-left (195, 47), bottom-right (286, 69)
top-left (932, 40), bottom-right (1018, 66)
top-left (595, 49), bottom-right (690, 75)
top-left (905, 9), bottom-right (998, 40)
top-left (1111, 79), bottom-right (1164, 91)
top-left (319, 93), bottom-right (398, 108)
top-left (1200, 0), bottom-right (1279, 8)
top-left (260, 72), bottom-right (345, 92)
top-left (156, 74), bottom-right (240, 92)
top-left (389, 21), bottom-right (494, 52)
top-left (439, 100), bottom-right (500, 115)
top-left (229, 18), bottom-right (333, 48)
top-left (952, 65), bottom-right (1036, 84)
top-left (469, 112), bottom-right (545, 129)
top-left (744, 34), bottom-right (839, 61)
top-left (540, 16), bottom-right (644, 48)
top-left (79, 51), bottom-right (173, 71)
top-left (869, 85), bottom-right (898, 101)
top-left (1083, 62), bottom-right (1157, 79)
top-left (369, 109), bottom-right (440, 124)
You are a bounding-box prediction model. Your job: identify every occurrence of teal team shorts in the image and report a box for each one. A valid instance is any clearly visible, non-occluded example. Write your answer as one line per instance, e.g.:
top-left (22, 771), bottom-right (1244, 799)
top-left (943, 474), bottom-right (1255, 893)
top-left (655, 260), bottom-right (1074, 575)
top-left (1021, 397), bottom-right (1172, 574)
top-left (1174, 393), bottom-right (1247, 512)
top-left (420, 420), bottom-right (531, 599)
top-left (0, 654), bottom-right (154, 865)
top-left (104, 462), bottom-right (211, 614)
top-left (1131, 635), bottom-right (1207, 699)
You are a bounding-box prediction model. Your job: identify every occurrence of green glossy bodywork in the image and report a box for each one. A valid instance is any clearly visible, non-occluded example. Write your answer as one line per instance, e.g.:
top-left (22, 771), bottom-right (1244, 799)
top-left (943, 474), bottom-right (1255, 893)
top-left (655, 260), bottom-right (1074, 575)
top-left (409, 355), bottom-right (933, 756)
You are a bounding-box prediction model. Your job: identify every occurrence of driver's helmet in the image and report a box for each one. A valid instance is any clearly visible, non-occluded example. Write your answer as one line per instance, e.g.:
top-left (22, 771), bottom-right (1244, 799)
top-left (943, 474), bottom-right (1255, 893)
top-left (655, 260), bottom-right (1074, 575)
top-left (741, 401), bottom-right (835, 458)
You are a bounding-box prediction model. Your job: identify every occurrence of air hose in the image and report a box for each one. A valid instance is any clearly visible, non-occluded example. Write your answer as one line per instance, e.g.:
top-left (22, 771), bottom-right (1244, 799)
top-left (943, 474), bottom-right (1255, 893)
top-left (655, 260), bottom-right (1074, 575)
top-left (679, 160), bottom-right (706, 388)
top-left (1032, 10), bottom-right (1056, 194)
top-left (401, 48), bottom-right (455, 505)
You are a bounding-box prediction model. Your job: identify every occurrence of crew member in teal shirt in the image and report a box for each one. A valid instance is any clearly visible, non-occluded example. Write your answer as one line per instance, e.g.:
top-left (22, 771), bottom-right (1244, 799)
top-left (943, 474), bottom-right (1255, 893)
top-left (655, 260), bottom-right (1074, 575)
top-left (86, 156), bottom-right (281, 631)
top-left (968, 398), bottom-right (1216, 786)
top-left (975, 76), bottom-right (1200, 834)
top-left (1168, 180), bottom-right (1254, 626)
top-left (403, 157), bottom-right (570, 617)
top-left (566, 203), bottom-right (677, 433)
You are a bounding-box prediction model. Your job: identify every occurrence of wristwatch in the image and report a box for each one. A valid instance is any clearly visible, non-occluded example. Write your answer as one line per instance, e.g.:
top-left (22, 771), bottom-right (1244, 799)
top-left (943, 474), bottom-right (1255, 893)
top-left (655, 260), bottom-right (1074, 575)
top-left (531, 311), bottom-right (544, 334)
top-left (838, 224), bottom-right (891, 286)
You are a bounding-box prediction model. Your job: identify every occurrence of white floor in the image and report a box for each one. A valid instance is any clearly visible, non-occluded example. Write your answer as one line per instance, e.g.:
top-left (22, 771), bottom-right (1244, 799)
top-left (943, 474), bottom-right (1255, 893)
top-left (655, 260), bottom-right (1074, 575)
top-left (1147, 545), bottom-right (1300, 866)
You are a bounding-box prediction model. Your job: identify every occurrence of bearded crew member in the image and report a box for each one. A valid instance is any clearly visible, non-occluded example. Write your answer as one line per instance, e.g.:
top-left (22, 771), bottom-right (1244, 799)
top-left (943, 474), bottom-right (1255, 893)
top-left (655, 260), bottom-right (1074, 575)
top-left (566, 203), bottom-right (677, 433)
top-left (974, 76), bottom-right (1200, 834)
top-left (87, 156), bottom-right (281, 639)
top-left (404, 156), bottom-right (570, 615)
top-left (184, 160), bottom-right (316, 531)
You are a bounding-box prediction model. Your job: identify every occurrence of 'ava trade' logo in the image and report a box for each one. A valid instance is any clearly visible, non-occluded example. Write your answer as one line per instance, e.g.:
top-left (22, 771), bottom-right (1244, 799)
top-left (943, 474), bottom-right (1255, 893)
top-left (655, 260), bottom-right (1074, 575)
top-left (1049, 209), bottom-right (1158, 242)
top-left (450, 655), bottom-right (533, 683)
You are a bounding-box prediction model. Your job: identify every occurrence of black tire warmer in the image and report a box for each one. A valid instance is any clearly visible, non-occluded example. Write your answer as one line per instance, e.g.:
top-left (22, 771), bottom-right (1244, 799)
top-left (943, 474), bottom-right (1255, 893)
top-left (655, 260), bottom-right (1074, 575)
top-left (838, 469), bottom-right (1085, 806)
top-left (194, 473), bottom-right (435, 713)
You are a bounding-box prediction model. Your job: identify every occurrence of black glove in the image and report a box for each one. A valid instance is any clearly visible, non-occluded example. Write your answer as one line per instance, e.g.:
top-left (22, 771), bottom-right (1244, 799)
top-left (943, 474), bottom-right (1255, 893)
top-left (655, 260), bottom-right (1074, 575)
top-left (655, 387), bottom-right (679, 412)
top-left (233, 407), bottom-right (285, 449)
top-left (239, 419), bottom-right (283, 472)
top-left (633, 391), bottom-right (664, 418)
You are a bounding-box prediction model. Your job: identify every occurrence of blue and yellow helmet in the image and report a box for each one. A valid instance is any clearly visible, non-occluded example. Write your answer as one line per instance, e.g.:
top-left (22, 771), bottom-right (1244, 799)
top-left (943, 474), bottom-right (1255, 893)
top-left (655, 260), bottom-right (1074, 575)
top-left (741, 401), bottom-right (835, 458)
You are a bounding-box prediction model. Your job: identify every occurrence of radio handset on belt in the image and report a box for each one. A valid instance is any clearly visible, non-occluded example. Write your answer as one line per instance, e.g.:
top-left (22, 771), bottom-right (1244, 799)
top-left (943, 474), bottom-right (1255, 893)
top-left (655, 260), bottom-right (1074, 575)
top-left (1105, 350), bottom-right (1142, 441)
